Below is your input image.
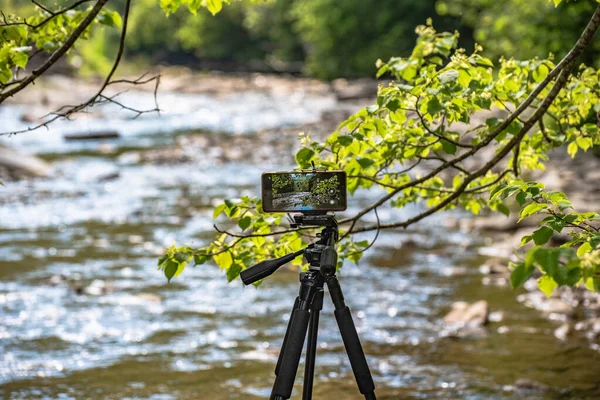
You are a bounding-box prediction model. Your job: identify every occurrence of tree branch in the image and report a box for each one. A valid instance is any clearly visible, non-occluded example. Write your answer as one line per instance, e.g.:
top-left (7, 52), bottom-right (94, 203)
top-left (1, 0), bottom-right (161, 136)
top-left (0, 0), bottom-right (109, 104)
top-left (338, 4), bottom-right (600, 228)
top-left (348, 59), bottom-right (579, 235)
top-left (213, 224), bottom-right (313, 238)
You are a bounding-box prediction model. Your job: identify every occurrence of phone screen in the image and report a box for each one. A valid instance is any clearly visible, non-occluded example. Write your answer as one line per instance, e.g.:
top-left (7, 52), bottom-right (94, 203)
top-left (261, 171), bottom-right (347, 213)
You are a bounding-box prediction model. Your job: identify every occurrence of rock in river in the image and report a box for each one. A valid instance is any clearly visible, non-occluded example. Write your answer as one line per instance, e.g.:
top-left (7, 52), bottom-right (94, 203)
top-left (0, 146), bottom-right (51, 180)
top-left (444, 300), bottom-right (489, 327)
top-left (574, 317), bottom-right (600, 341)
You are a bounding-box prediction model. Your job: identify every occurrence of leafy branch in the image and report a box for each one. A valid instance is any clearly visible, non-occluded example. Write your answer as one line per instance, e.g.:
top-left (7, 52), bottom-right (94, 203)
top-left (162, 4), bottom-right (600, 295)
top-left (0, 0), bottom-right (231, 136)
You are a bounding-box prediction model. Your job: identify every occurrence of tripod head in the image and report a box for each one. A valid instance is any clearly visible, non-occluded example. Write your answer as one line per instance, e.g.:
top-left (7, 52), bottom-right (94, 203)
top-left (240, 213), bottom-right (339, 285)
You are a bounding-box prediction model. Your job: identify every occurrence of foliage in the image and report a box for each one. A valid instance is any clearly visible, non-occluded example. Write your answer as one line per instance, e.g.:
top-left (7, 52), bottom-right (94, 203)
top-left (493, 180), bottom-right (600, 293)
top-left (0, 2), bottom-right (118, 84)
top-left (162, 4), bottom-right (600, 297)
top-left (126, 0), bottom-right (267, 64)
top-left (159, 196), bottom-right (307, 283)
top-left (437, 0), bottom-right (600, 68)
top-left (290, 0), bottom-right (463, 79)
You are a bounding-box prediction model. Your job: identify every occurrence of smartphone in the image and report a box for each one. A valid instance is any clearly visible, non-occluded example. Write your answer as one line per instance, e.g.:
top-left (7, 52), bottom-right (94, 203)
top-left (261, 171), bottom-right (347, 213)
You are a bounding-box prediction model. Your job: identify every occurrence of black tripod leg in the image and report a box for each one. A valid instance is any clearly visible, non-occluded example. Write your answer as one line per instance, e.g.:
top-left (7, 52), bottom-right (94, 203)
top-left (271, 272), bottom-right (322, 400)
top-left (302, 289), bottom-right (324, 400)
top-left (275, 297), bottom-right (300, 377)
top-left (326, 276), bottom-right (376, 400)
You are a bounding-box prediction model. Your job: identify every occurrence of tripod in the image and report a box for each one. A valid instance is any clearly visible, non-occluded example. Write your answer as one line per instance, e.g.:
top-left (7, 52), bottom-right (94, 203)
top-left (240, 214), bottom-right (376, 400)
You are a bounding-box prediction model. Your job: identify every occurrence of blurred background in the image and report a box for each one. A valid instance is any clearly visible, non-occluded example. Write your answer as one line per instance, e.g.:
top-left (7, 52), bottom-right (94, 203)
top-left (3, 0), bottom-right (600, 79)
top-left (1, 0), bottom-right (600, 399)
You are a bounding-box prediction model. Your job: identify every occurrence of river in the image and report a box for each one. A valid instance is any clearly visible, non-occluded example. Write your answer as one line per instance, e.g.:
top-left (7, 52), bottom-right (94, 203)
top-left (0, 80), bottom-right (599, 400)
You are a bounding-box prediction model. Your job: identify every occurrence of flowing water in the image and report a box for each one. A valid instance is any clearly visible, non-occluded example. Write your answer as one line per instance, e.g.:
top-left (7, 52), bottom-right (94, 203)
top-left (1, 87), bottom-right (599, 400)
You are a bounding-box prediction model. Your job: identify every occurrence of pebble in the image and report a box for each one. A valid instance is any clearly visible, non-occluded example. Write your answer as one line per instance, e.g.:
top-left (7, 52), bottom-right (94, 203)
top-left (554, 323), bottom-right (570, 341)
top-left (0, 146), bottom-right (51, 180)
top-left (514, 378), bottom-right (551, 392)
top-left (479, 261), bottom-right (509, 275)
top-left (444, 300), bottom-right (489, 327)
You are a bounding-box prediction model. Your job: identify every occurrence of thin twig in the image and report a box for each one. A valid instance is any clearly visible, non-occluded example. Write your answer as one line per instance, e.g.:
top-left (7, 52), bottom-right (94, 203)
top-left (345, 207), bottom-right (381, 258)
top-left (213, 224), bottom-right (313, 238)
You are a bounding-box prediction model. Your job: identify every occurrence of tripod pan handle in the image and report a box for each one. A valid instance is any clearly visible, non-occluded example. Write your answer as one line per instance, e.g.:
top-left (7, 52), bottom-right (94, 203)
top-left (240, 250), bottom-right (304, 285)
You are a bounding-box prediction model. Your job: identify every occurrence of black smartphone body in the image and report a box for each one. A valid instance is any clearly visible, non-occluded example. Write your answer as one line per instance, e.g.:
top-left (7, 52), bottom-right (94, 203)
top-left (261, 171), bottom-right (347, 213)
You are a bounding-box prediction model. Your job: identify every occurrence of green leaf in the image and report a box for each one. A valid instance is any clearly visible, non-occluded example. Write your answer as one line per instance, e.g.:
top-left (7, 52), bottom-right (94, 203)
top-left (510, 262), bottom-right (534, 288)
top-left (160, 0), bottom-right (181, 15)
top-left (426, 97), bottom-right (443, 116)
top-left (213, 204), bottom-right (227, 219)
top-left (533, 247), bottom-right (560, 277)
top-left (11, 50), bottom-right (28, 69)
top-left (194, 254), bottom-right (211, 266)
top-left (187, 0), bottom-right (202, 14)
top-left (520, 235), bottom-right (533, 247)
top-left (337, 136), bottom-right (353, 146)
top-left (228, 206), bottom-right (239, 218)
top-left (164, 259), bottom-right (178, 282)
top-left (238, 216), bottom-right (251, 231)
top-left (577, 242), bottom-right (593, 257)
top-left (206, 0), bottom-right (223, 15)
top-left (214, 251), bottom-right (233, 270)
top-left (489, 183), bottom-right (507, 200)
top-left (519, 203), bottom-right (546, 222)
top-left (174, 252), bottom-right (191, 263)
top-left (0, 67), bottom-right (12, 84)
top-left (441, 139), bottom-right (457, 155)
top-left (532, 226), bottom-right (553, 245)
top-left (366, 105), bottom-right (379, 114)
top-left (296, 148), bottom-right (315, 168)
top-left (157, 254), bottom-right (168, 267)
top-left (516, 191), bottom-right (529, 206)
top-left (111, 11), bottom-right (123, 27)
top-left (566, 267), bottom-right (582, 286)
top-left (538, 275), bottom-right (558, 298)
top-left (386, 99), bottom-right (401, 112)
top-left (553, 0), bottom-right (563, 6)
top-left (97, 10), bottom-right (122, 27)
top-left (357, 157), bottom-right (375, 169)
top-left (496, 202), bottom-right (510, 217)
top-left (438, 69), bottom-right (459, 84)
top-left (466, 199), bottom-right (482, 215)
top-left (567, 142), bottom-right (578, 158)
top-left (585, 277), bottom-right (599, 292)
top-left (472, 54), bottom-right (494, 67)
top-left (576, 136), bottom-right (592, 151)
top-left (226, 263), bottom-right (242, 282)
